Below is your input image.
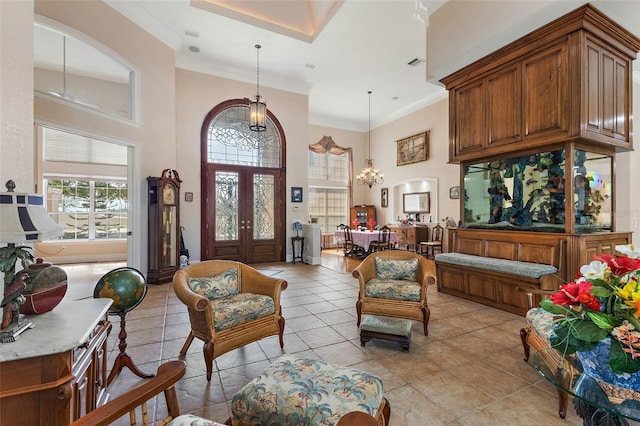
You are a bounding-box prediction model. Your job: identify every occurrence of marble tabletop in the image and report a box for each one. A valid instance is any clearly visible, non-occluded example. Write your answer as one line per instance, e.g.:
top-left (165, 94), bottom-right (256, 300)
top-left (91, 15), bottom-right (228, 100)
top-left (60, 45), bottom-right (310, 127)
top-left (0, 297), bottom-right (112, 362)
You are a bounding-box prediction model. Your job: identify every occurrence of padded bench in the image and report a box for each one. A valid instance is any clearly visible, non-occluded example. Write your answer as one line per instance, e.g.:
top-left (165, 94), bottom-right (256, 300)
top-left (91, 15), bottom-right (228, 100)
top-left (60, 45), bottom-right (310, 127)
top-left (359, 314), bottom-right (412, 351)
top-left (435, 253), bottom-right (559, 315)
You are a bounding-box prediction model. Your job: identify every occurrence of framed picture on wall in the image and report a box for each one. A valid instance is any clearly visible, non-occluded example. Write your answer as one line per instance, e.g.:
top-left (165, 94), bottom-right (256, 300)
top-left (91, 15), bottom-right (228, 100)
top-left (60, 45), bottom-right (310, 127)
top-left (381, 188), bottom-right (389, 208)
top-left (291, 187), bottom-right (303, 203)
top-left (396, 130), bottom-right (429, 166)
top-left (449, 186), bottom-right (460, 199)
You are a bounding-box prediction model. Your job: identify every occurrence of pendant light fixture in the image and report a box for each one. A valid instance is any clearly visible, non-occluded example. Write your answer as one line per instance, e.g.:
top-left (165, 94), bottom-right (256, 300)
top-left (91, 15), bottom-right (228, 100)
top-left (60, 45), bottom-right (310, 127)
top-left (249, 44), bottom-right (267, 132)
top-left (356, 91), bottom-right (384, 188)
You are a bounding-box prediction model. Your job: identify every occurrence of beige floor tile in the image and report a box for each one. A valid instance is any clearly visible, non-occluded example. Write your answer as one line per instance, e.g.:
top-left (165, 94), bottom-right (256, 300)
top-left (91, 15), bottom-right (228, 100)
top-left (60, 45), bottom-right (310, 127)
top-left (61, 257), bottom-right (618, 426)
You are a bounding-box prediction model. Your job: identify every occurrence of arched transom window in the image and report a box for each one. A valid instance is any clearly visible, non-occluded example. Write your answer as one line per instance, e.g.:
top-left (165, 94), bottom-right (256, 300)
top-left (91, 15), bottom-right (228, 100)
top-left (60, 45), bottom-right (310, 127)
top-left (206, 105), bottom-right (281, 168)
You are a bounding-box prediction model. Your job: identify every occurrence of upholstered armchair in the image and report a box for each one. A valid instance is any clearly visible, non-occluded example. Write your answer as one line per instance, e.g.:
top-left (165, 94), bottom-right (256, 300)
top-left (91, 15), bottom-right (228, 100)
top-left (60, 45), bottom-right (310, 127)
top-left (352, 250), bottom-right (436, 335)
top-left (520, 288), bottom-right (574, 419)
top-left (173, 261), bottom-right (287, 381)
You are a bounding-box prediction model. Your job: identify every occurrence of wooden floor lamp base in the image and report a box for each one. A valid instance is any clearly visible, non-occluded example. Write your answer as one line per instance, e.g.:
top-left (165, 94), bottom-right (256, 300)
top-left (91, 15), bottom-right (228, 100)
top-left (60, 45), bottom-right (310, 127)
top-left (107, 312), bottom-right (154, 386)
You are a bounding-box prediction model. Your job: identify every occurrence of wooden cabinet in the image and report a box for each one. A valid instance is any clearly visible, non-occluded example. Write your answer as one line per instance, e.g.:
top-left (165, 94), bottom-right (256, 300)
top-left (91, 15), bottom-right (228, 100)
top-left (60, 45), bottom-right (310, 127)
top-left (584, 36), bottom-right (633, 146)
top-left (0, 299), bottom-right (112, 425)
top-left (350, 205), bottom-right (376, 229)
top-left (148, 169), bottom-right (182, 284)
top-left (389, 226), bottom-right (428, 251)
top-left (442, 5), bottom-right (640, 163)
top-left (521, 41), bottom-right (570, 143)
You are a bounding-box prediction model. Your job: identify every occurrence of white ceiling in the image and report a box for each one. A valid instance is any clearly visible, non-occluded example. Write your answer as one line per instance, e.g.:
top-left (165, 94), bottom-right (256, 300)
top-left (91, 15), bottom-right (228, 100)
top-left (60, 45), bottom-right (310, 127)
top-left (105, 0), bottom-right (448, 132)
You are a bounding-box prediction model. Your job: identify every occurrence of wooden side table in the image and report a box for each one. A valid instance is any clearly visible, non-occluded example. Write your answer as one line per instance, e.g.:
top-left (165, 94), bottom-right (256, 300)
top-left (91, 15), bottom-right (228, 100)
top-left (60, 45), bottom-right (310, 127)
top-left (291, 236), bottom-right (304, 263)
top-left (0, 298), bottom-right (112, 425)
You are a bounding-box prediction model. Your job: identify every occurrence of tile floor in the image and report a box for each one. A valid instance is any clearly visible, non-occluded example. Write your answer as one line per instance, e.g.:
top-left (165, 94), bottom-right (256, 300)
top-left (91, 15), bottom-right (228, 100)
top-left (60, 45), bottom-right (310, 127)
top-left (64, 257), bottom-right (606, 426)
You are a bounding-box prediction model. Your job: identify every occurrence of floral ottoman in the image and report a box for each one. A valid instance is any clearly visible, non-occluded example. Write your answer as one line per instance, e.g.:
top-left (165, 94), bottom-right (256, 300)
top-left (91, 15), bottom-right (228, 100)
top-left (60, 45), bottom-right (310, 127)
top-left (230, 354), bottom-right (390, 425)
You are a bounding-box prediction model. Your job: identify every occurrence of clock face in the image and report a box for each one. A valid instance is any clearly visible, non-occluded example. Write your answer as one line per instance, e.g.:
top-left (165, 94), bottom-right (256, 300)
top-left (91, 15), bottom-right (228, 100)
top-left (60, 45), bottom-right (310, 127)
top-left (162, 184), bottom-right (176, 205)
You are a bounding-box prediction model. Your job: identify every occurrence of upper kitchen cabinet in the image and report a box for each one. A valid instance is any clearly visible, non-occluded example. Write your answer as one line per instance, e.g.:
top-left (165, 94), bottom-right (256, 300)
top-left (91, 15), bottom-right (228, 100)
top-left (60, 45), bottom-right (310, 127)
top-left (441, 4), bottom-right (640, 163)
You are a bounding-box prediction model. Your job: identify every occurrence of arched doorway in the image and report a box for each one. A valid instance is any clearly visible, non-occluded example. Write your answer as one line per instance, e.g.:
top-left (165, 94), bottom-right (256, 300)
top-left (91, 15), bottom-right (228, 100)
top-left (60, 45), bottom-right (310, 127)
top-left (200, 99), bottom-right (286, 263)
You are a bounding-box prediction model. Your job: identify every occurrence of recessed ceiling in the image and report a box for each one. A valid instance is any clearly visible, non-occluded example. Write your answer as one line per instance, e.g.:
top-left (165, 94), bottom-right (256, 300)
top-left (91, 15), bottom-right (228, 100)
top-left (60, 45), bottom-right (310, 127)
top-left (192, 0), bottom-right (343, 42)
top-left (104, 0), bottom-right (453, 132)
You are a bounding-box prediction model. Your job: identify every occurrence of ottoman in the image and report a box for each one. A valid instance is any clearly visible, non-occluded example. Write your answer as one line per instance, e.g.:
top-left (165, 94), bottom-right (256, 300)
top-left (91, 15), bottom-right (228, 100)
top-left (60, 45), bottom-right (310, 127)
top-left (231, 354), bottom-right (390, 425)
top-left (359, 315), bottom-right (411, 351)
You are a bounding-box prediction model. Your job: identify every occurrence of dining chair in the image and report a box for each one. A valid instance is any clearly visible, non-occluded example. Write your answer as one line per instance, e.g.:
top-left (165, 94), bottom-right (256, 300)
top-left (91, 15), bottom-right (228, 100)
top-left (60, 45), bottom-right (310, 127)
top-left (343, 225), bottom-right (356, 256)
top-left (419, 224), bottom-right (443, 258)
top-left (336, 224), bottom-right (347, 252)
top-left (369, 226), bottom-right (392, 252)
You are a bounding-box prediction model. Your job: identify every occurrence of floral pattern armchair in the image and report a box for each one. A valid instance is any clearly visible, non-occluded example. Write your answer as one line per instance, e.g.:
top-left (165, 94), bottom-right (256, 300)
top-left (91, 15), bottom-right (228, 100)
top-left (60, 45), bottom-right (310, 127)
top-left (173, 261), bottom-right (287, 381)
top-left (352, 251), bottom-right (436, 335)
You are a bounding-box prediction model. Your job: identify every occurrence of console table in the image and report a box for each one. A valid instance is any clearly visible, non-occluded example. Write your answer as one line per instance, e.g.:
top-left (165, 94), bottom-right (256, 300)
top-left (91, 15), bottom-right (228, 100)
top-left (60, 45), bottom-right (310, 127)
top-left (532, 349), bottom-right (640, 425)
top-left (0, 298), bottom-right (112, 425)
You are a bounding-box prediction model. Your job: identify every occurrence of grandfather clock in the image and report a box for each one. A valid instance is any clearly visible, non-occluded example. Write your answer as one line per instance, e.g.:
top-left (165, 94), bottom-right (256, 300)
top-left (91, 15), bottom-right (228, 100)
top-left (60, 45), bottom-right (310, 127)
top-left (147, 169), bottom-right (181, 284)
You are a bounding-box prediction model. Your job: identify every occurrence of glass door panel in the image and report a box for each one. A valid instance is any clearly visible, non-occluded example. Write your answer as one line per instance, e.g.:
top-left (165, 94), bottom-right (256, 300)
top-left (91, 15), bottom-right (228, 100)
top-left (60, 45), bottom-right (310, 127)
top-left (215, 171), bottom-right (239, 241)
top-left (253, 174), bottom-right (275, 240)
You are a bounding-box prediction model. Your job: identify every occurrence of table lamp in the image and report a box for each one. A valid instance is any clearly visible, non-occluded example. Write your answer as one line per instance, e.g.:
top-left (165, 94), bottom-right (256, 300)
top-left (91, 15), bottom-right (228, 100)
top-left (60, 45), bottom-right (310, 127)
top-left (0, 180), bottom-right (64, 341)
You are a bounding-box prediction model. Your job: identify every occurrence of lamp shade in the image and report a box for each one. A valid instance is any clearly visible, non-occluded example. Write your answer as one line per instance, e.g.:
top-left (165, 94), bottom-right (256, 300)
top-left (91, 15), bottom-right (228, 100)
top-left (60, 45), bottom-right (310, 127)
top-left (249, 97), bottom-right (267, 131)
top-left (0, 192), bottom-right (64, 243)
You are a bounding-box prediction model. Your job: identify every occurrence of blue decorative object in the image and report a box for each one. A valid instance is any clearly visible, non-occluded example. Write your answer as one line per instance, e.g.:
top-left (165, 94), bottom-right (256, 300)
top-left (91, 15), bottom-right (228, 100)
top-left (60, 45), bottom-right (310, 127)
top-left (577, 338), bottom-right (640, 403)
top-left (293, 221), bottom-right (302, 237)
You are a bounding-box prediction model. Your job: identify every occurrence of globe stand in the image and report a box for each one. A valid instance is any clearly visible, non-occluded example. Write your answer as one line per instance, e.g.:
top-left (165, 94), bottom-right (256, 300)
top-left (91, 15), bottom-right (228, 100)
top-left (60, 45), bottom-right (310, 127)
top-left (94, 267), bottom-right (154, 386)
top-left (106, 310), bottom-right (154, 386)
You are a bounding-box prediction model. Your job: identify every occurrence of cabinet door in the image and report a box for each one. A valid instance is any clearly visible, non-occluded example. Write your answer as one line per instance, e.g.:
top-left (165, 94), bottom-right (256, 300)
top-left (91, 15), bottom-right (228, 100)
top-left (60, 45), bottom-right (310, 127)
top-left (487, 64), bottom-right (522, 146)
top-left (406, 227), bottom-right (416, 245)
top-left (522, 42), bottom-right (570, 142)
top-left (584, 38), bottom-right (631, 144)
top-left (453, 79), bottom-right (485, 156)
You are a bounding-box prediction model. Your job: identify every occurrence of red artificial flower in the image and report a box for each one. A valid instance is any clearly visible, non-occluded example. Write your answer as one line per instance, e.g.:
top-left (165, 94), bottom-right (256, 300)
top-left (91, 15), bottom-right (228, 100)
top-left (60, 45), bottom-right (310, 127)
top-left (594, 254), bottom-right (640, 277)
top-left (551, 280), bottom-right (601, 311)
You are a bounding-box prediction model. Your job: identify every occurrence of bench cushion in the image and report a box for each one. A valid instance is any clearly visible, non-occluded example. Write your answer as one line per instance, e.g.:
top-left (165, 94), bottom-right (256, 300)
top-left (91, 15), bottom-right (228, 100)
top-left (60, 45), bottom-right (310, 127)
top-left (231, 354), bottom-right (384, 426)
top-left (435, 253), bottom-right (557, 279)
top-left (210, 293), bottom-right (274, 331)
top-left (365, 278), bottom-right (421, 302)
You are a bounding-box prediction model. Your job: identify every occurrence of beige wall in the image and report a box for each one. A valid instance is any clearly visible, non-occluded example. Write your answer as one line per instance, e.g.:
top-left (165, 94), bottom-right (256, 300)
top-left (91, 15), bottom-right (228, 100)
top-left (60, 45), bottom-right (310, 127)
top-left (33, 0), bottom-right (176, 270)
top-left (0, 0), bottom-right (34, 191)
top-left (175, 68), bottom-right (309, 261)
top-left (367, 98), bottom-right (459, 225)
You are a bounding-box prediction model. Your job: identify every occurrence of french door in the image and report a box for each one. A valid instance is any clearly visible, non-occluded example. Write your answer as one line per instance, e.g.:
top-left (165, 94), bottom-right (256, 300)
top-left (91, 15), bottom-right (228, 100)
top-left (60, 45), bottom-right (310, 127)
top-left (201, 164), bottom-right (284, 263)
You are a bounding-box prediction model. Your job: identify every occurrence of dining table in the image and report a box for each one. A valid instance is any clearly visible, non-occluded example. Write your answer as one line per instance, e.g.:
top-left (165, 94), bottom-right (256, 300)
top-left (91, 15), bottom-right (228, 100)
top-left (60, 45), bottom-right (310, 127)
top-left (334, 229), bottom-right (398, 254)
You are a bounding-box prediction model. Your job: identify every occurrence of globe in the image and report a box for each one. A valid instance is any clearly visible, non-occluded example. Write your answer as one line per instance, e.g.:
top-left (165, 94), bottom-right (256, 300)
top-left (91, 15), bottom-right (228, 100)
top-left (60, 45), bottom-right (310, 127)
top-left (94, 267), bottom-right (147, 314)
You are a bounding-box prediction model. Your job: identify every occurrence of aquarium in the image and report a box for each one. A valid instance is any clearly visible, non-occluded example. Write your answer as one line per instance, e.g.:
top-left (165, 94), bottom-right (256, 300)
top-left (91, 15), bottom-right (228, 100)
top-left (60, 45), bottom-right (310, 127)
top-left (462, 149), bottom-right (612, 233)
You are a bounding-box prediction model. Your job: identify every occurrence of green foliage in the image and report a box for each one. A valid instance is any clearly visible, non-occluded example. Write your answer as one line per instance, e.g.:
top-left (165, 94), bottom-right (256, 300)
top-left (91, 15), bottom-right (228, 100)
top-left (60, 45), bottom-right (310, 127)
top-left (610, 338), bottom-right (640, 374)
top-left (0, 246), bottom-right (34, 286)
top-left (540, 298), bottom-right (570, 315)
top-left (550, 324), bottom-right (598, 354)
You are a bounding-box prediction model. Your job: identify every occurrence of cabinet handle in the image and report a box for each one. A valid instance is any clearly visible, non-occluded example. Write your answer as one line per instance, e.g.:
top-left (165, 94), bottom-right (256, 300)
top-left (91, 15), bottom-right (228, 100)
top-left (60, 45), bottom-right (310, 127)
top-left (57, 383), bottom-right (72, 402)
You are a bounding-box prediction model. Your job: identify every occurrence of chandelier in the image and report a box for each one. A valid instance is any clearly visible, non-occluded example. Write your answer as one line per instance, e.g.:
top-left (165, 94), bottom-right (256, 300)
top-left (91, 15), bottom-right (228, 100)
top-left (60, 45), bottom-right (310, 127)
top-left (249, 44), bottom-right (267, 132)
top-left (356, 91), bottom-right (384, 188)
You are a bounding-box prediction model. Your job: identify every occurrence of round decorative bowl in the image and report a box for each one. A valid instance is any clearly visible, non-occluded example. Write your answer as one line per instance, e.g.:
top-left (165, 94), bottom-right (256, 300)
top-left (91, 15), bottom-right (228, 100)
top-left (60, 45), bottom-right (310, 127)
top-left (19, 260), bottom-right (68, 315)
top-left (93, 267), bottom-right (147, 314)
top-left (577, 338), bottom-right (640, 404)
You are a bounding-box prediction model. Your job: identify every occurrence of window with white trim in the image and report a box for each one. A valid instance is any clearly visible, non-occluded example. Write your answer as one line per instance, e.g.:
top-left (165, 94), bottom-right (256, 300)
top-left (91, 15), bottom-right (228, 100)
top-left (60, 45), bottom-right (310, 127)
top-left (308, 151), bottom-right (349, 233)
